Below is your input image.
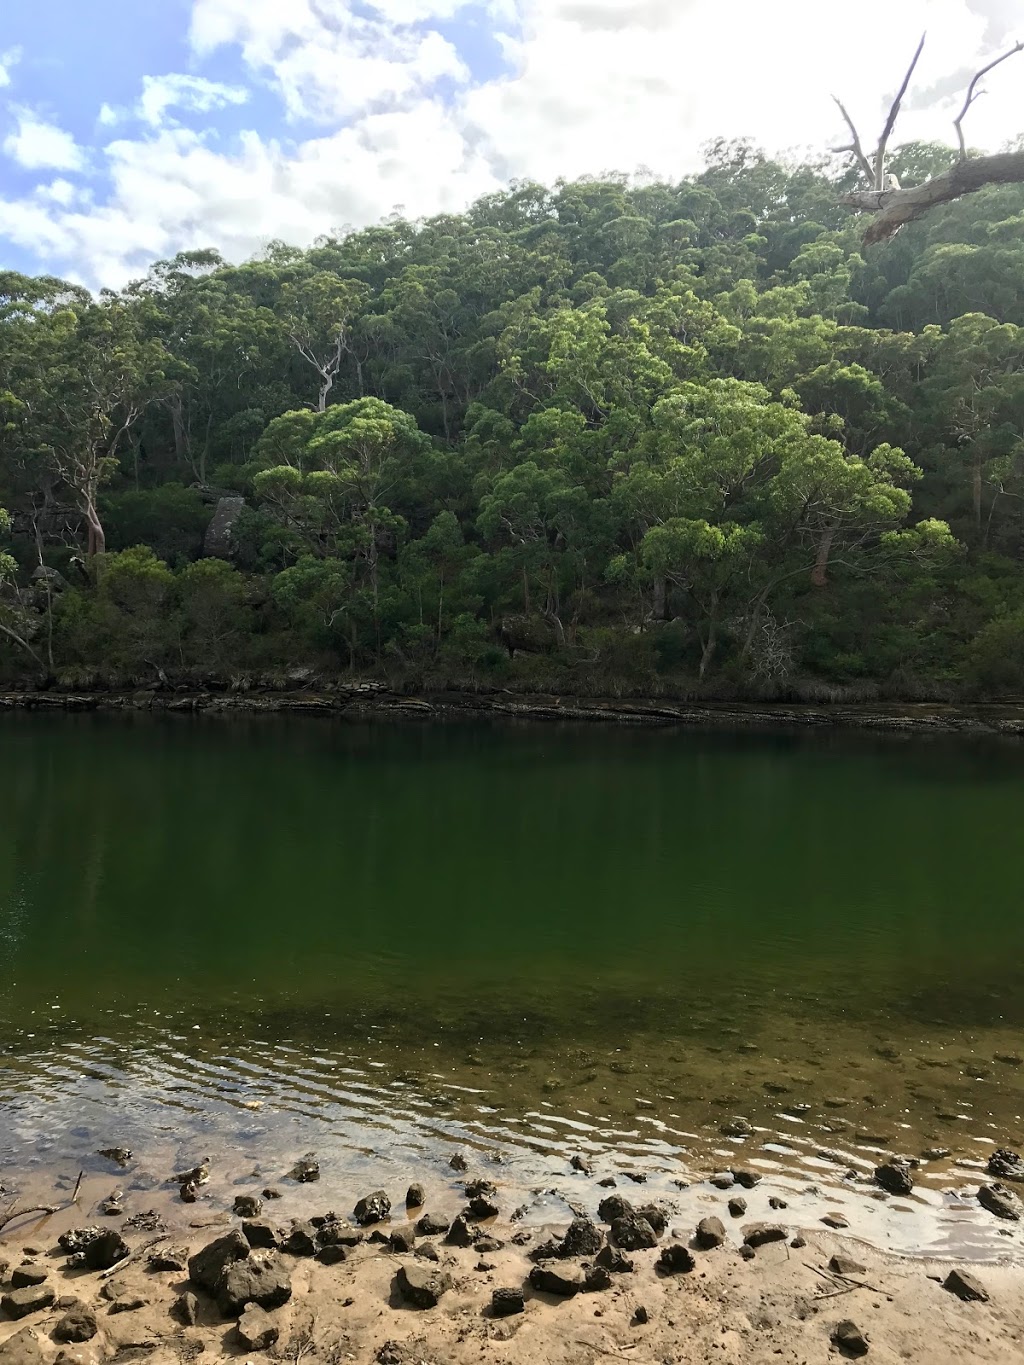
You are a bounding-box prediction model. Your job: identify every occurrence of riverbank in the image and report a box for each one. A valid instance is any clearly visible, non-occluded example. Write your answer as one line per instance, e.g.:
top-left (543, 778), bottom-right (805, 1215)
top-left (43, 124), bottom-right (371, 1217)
top-left (3, 687), bottom-right (1024, 735)
top-left (2, 1148), bottom-right (1023, 1365)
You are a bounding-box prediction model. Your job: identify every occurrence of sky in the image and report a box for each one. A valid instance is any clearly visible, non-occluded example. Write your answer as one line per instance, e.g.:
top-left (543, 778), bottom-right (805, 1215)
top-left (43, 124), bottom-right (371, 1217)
top-left (0, 0), bottom-right (1020, 289)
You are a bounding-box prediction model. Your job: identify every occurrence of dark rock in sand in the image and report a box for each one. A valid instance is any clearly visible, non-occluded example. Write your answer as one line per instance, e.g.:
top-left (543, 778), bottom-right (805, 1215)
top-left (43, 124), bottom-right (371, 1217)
top-left (710, 1172), bottom-right (735, 1190)
top-left (768, 1196), bottom-right (788, 1210)
top-left (595, 1245), bottom-right (634, 1273)
top-left (414, 1244), bottom-right (439, 1264)
top-left (318, 1217), bottom-right (364, 1247)
top-left (262, 1187), bottom-right (282, 1200)
top-left (830, 1253), bottom-right (866, 1277)
top-left (739, 1245), bottom-right (756, 1260)
top-left (415, 1213), bottom-right (450, 1237)
top-left (728, 1197), bottom-right (747, 1218)
top-left (188, 1230), bottom-right (250, 1292)
top-left (237, 1304), bottom-right (280, 1351)
top-left (396, 1264), bottom-right (451, 1309)
top-left (389, 1225), bottom-right (416, 1253)
top-left (610, 1215), bottom-right (658, 1250)
top-left (217, 1251), bottom-right (292, 1316)
top-left (943, 1268), bottom-right (989, 1302)
top-left (474, 1236), bottom-right (503, 1254)
top-left (742, 1223), bottom-right (788, 1248)
top-left (635, 1205), bottom-right (667, 1236)
top-left (632, 1306), bottom-right (649, 1325)
top-left (874, 1161), bottom-right (914, 1196)
top-left (405, 1184), bottom-right (425, 1210)
top-left (449, 1153), bottom-right (468, 1172)
top-left (109, 1294), bottom-right (149, 1314)
top-left (657, 1244), bottom-right (696, 1274)
top-left (98, 1193), bottom-right (123, 1217)
top-left (560, 1218), bottom-right (603, 1258)
top-left (978, 1183), bottom-right (1022, 1220)
top-left (173, 1291), bottom-right (199, 1327)
top-left (1, 1287), bottom-right (55, 1320)
top-left (233, 1194), bottom-right (263, 1219)
top-left (10, 1267), bottom-right (47, 1290)
top-left (82, 1231), bottom-right (128, 1272)
top-left (465, 1178), bottom-right (497, 1200)
top-left (466, 1196), bottom-right (500, 1220)
top-left (597, 1177), bottom-right (616, 1189)
top-left (444, 1215), bottom-right (476, 1247)
top-left (832, 1319), bottom-right (869, 1356)
top-left (287, 1153), bottom-right (320, 1184)
top-left (529, 1263), bottom-right (585, 1298)
top-left (241, 1219), bottom-right (278, 1250)
top-left (570, 1155), bottom-right (593, 1176)
top-left (280, 1222), bottom-right (319, 1257)
top-left (822, 1212), bottom-right (850, 1229)
top-left (987, 1149), bottom-right (1024, 1182)
top-left (584, 1265), bottom-right (612, 1292)
top-left (721, 1117), bottom-right (754, 1138)
top-left (53, 1308), bottom-right (97, 1344)
top-left (491, 1287), bottom-right (524, 1317)
top-left (597, 1195), bottom-right (634, 1223)
top-left (734, 1170), bottom-right (761, 1190)
top-left (316, 1245), bottom-right (348, 1266)
top-left (695, 1216), bottom-right (726, 1249)
top-left (354, 1191), bottom-right (391, 1226)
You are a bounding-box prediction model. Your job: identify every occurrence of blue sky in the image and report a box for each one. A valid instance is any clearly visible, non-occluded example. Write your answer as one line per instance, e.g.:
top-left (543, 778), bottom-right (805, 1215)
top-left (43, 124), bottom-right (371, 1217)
top-left (0, 0), bottom-right (1019, 288)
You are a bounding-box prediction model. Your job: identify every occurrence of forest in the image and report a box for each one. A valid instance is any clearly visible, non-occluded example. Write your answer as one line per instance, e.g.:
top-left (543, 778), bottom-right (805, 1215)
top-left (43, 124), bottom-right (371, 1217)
top-left (2, 135), bottom-right (1024, 701)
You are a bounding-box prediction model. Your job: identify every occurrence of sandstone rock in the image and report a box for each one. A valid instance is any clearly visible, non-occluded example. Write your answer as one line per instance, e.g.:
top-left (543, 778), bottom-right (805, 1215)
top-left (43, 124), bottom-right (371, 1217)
top-left (354, 1191), bottom-right (391, 1226)
top-left (491, 1287), bottom-right (524, 1317)
top-left (742, 1223), bottom-right (788, 1248)
top-left (395, 1264), bottom-right (451, 1309)
top-left (832, 1319), bottom-right (869, 1355)
top-left (415, 1213), bottom-right (450, 1237)
top-left (233, 1195), bottom-right (263, 1218)
top-left (529, 1263), bottom-right (585, 1297)
top-left (188, 1230), bottom-right (250, 1291)
top-left (1, 1286), bottom-right (55, 1320)
top-left (943, 1268), bottom-right (989, 1302)
top-left (657, 1244), bottom-right (695, 1274)
top-left (695, 1216), bottom-right (726, 1249)
top-left (874, 1161), bottom-right (913, 1196)
top-left (979, 1183), bottom-right (1022, 1220)
top-left (236, 1304), bottom-right (280, 1351)
top-left (10, 1267), bottom-right (47, 1289)
top-left (53, 1309), bottom-right (97, 1344)
top-left (610, 1215), bottom-right (658, 1250)
top-left (216, 1251), bottom-right (292, 1317)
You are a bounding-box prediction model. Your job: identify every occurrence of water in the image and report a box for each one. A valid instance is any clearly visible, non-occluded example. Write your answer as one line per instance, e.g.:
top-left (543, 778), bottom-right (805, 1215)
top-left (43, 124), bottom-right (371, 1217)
top-left (2, 714), bottom-right (1023, 1257)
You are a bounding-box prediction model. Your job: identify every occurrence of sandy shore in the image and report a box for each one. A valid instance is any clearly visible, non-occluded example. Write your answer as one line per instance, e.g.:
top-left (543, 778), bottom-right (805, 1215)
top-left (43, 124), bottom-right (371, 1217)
top-left (2, 1160), bottom-right (1023, 1365)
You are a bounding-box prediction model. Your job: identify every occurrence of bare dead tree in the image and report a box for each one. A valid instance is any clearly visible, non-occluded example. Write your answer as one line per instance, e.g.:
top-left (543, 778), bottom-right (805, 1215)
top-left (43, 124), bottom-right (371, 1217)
top-left (833, 34), bottom-right (1024, 243)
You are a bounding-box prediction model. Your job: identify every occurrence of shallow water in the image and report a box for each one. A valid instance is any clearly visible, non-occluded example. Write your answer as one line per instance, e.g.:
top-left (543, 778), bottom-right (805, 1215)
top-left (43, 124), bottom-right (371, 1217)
top-left (2, 714), bottom-right (1023, 1257)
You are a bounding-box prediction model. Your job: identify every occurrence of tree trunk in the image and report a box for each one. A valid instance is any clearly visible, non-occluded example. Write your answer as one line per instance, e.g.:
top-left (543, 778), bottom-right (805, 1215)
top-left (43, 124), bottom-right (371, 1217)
top-left (811, 526), bottom-right (836, 588)
top-left (652, 574), bottom-right (667, 620)
top-left (840, 151), bottom-right (1024, 244)
top-left (318, 373), bottom-right (332, 413)
top-left (973, 446), bottom-right (983, 539)
top-left (698, 593), bottom-right (718, 680)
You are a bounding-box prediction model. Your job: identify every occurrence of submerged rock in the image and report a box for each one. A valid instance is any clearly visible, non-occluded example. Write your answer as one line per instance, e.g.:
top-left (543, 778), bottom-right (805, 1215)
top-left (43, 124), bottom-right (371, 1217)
top-left (96, 1147), bottom-right (132, 1168)
top-left (287, 1153), bottom-right (320, 1183)
top-left (874, 1161), bottom-right (914, 1196)
top-left (354, 1191), bottom-right (391, 1226)
top-left (721, 1117), bottom-right (754, 1138)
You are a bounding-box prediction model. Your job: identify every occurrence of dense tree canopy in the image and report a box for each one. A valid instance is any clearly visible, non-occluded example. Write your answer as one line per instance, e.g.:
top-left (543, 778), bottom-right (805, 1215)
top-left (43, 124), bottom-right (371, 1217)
top-left (2, 139), bottom-right (1024, 700)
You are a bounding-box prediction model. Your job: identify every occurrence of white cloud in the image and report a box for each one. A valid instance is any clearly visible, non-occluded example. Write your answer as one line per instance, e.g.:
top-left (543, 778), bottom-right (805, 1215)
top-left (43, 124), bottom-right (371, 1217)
top-left (97, 103), bottom-right (121, 127)
top-left (137, 73), bottom-right (249, 127)
top-left (34, 178), bottom-right (79, 207)
top-left (2, 0), bottom-right (1022, 288)
top-left (3, 110), bottom-right (86, 171)
top-left (0, 47), bottom-right (20, 88)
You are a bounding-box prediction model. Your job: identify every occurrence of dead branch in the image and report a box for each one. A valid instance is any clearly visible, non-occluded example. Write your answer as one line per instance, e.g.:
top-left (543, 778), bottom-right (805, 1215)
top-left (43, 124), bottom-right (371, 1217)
top-left (874, 32), bottom-right (927, 189)
top-left (830, 98), bottom-right (874, 185)
top-left (0, 1202), bottom-right (62, 1233)
top-left (954, 40), bottom-right (1024, 158)
top-left (99, 1233), bottom-right (170, 1280)
top-left (840, 150), bottom-right (1024, 242)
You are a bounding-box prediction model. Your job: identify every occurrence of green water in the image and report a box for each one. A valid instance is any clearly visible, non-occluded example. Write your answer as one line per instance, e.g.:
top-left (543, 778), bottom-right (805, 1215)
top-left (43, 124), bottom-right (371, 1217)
top-left (2, 714), bottom-right (1024, 1238)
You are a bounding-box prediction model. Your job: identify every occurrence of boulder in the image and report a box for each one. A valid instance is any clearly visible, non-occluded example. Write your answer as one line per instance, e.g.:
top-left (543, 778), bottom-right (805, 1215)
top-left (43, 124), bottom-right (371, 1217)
top-left (635, 1205), bottom-right (667, 1236)
top-left (529, 1263), bottom-right (585, 1297)
top-left (491, 1287), bottom-right (524, 1317)
top-left (389, 1225), bottom-right (416, 1254)
top-left (236, 1304), bottom-right (280, 1351)
top-left (987, 1149), bottom-right (1024, 1182)
top-left (444, 1215), bottom-right (476, 1247)
top-left (832, 1319), bottom-right (869, 1356)
top-left (610, 1215), bottom-right (658, 1250)
top-left (466, 1196), bottom-right (499, 1221)
top-left (415, 1213), bottom-right (450, 1237)
top-left (216, 1252), bottom-right (292, 1317)
top-left (241, 1219), bottom-right (278, 1250)
top-left (233, 1195), bottom-right (263, 1219)
top-left (405, 1184), bottom-right (425, 1210)
top-left (1, 1286), bottom-right (55, 1320)
top-left (695, 1216), bottom-right (726, 1249)
top-left (979, 1183), bottom-right (1022, 1220)
top-left (10, 1267), bottom-right (47, 1289)
top-left (943, 1269), bottom-right (989, 1302)
top-left (742, 1224), bottom-right (788, 1248)
top-left (81, 1231), bottom-right (128, 1272)
top-left (317, 1217), bottom-right (363, 1247)
top-left (597, 1195), bottom-right (634, 1223)
top-left (728, 1198), bottom-right (747, 1218)
top-left (0, 1329), bottom-right (46, 1365)
top-left (874, 1161), bottom-right (913, 1196)
top-left (354, 1191), bottom-right (391, 1226)
top-left (595, 1245), bottom-right (634, 1273)
top-left (657, 1244), bottom-right (695, 1274)
top-left (287, 1153), bottom-right (320, 1184)
top-left (53, 1308), bottom-right (98, 1344)
top-left (188, 1230), bottom-right (250, 1291)
top-left (395, 1264), bottom-right (452, 1309)
top-left (559, 1218), bottom-right (603, 1258)
top-left (280, 1222), bottom-right (319, 1257)
top-left (203, 496), bottom-right (246, 560)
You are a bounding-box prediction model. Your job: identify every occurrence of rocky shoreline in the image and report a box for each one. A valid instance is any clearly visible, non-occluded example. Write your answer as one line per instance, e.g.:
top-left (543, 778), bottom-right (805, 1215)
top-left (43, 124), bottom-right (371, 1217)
top-left (2, 1141), bottom-right (1023, 1365)
top-left (3, 686), bottom-right (1024, 736)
